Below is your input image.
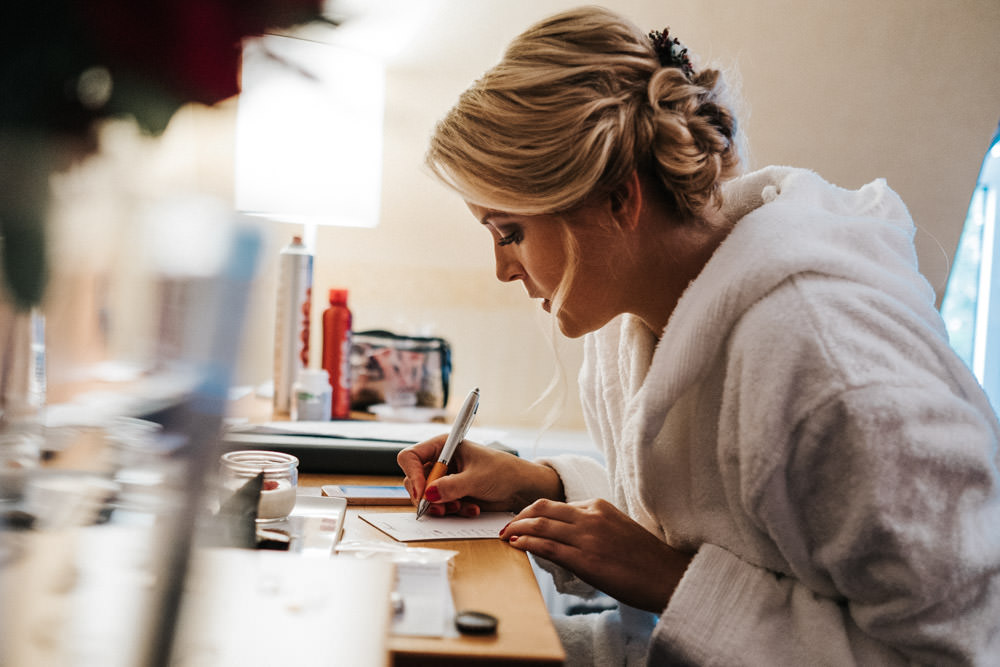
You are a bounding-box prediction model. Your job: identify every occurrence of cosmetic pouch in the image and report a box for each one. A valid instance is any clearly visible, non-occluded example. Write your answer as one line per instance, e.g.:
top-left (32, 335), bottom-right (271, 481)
top-left (349, 330), bottom-right (451, 411)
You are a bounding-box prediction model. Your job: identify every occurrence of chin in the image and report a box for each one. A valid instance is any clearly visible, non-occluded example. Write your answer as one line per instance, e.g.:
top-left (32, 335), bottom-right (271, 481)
top-left (555, 313), bottom-right (592, 339)
top-left (556, 305), bottom-right (618, 339)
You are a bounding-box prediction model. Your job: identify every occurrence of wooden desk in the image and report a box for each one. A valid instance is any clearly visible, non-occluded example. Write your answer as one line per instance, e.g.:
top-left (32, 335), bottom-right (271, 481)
top-left (302, 473), bottom-right (565, 667)
top-left (229, 395), bottom-right (565, 663)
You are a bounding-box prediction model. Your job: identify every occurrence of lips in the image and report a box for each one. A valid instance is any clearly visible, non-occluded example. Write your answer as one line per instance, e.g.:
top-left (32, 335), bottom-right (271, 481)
top-left (526, 288), bottom-right (552, 312)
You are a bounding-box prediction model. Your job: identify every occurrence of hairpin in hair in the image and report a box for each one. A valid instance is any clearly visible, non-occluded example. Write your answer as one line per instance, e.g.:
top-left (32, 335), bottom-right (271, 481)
top-left (648, 28), bottom-right (694, 79)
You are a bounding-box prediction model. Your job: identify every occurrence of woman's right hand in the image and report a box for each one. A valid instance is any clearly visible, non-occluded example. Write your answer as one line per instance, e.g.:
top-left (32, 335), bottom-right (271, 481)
top-left (397, 436), bottom-right (564, 517)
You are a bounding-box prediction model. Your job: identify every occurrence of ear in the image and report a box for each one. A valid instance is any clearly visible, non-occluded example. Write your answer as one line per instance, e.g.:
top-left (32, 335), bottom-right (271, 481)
top-left (608, 170), bottom-right (643, 231)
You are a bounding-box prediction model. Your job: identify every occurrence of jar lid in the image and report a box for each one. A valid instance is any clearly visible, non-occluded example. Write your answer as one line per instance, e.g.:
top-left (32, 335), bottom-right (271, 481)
top-left (220, 450), bottom-right (298, 474)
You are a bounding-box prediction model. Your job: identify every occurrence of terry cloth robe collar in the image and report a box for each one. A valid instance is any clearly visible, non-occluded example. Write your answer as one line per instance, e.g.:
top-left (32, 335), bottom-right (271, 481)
top-left (602, 166), bottom-right (942, 534)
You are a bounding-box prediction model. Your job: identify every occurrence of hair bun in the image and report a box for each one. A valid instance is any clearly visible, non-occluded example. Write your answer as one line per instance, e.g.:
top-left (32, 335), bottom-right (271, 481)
top-left (645, 66), bottom-right (740, 218)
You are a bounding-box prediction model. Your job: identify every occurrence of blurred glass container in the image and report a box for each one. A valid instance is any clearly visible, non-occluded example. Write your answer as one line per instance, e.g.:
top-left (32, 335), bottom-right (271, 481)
top-left (0, 304), bottom-right (45, 505)
top-left (0, 428), bottom-right (42, 504)
top-left (104, 416), bottom-right (169, 514)
top-left (219, 450), bottom-right (298, 522)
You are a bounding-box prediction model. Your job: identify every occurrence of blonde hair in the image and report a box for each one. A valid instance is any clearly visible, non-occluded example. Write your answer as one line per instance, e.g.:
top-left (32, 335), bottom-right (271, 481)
top-left (426, 5), bottom-right (742, 222)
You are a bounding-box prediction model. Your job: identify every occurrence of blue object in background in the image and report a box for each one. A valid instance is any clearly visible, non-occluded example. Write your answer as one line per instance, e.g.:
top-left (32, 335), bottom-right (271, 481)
top-left (941, 120), bottom-right (1000, 413)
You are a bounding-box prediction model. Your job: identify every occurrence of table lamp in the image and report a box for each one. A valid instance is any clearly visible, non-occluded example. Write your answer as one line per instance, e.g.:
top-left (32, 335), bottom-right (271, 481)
top-left (235, 32), bottom-right (385, 246)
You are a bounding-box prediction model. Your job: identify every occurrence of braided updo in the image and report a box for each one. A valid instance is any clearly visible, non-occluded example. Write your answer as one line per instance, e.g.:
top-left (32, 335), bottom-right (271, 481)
top-left (426, 6), bottom-right (742, 223)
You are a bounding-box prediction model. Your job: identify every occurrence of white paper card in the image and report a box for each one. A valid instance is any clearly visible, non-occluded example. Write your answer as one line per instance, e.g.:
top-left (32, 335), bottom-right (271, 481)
top-left (359, 512), bottom-right (514, 542)
top-left (392, 559), bottom-right (458, 637)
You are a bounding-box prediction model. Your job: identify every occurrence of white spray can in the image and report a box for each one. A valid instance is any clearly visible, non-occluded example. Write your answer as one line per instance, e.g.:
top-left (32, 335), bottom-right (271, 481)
top-left (273, 236), bottom-right (312, 415)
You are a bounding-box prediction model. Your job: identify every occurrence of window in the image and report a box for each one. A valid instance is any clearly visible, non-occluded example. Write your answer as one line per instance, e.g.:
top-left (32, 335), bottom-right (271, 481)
top-left (940, 121), bottom-right (1000, 412)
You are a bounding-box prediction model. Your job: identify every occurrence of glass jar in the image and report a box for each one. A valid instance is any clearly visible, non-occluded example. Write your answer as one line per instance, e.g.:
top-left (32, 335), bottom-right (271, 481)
top-left (219, 450), bottom-right (298, 522)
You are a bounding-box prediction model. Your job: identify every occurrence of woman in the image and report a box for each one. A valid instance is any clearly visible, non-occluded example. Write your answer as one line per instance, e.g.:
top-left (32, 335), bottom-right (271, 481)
top-left (398, 6), bottom-right (1000, 664)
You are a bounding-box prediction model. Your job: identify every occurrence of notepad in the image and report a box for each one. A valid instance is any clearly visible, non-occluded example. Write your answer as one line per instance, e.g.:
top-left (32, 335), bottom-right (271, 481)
top-left (359, 512), bottom-right (514, 542)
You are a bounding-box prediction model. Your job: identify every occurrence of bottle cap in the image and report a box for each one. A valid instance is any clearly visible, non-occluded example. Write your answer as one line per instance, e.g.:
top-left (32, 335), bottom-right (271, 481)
top-left (329, 288), bottom-right (349, 305)
top-left (296, 368), bottom-right (331, 393)
top-left (455, 610), bottom-right (498, 635)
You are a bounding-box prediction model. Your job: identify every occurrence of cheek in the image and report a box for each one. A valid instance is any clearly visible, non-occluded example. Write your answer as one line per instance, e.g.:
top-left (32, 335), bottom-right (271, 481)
top-left (525, 247), bottom-right (567, 288)
top-left (536, 265), bottom-right (563, 291)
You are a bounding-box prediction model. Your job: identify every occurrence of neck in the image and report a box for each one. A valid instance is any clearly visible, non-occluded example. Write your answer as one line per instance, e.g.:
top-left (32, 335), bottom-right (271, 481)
top-left (627, 205), bottom-right (731, 337)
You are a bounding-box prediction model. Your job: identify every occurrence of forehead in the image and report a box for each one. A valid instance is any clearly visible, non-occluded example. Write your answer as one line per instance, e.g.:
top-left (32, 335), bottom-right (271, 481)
top-left (466, 203), bottom-right (531, 231)
top-left (466, 202), bottom-right (566, 229)
top-left (466, 202), bottom-right (493, 221)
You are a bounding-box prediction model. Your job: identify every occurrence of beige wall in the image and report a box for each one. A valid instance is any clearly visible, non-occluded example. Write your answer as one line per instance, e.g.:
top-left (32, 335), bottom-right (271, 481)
top-left (48, 0), bottom-right (1000, 430)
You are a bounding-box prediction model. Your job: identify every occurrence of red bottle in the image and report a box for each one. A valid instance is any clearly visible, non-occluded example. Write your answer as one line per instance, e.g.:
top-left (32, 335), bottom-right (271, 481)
top-left (322, 288), bottom-right (353, 419)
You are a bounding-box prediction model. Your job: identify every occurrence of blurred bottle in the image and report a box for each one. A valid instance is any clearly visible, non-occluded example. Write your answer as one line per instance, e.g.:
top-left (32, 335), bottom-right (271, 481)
top-left (291, 368), bottom-right (332, 421)
top-left (322, 288), bottom-right (352, 419)
top-left (273, 236), bottom-right (312, 415)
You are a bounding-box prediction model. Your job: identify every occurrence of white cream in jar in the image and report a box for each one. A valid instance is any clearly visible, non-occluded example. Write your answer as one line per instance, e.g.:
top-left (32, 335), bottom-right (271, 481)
top-left (219, 450), bottom-right (299, 522)
top-left (256, 477), bottom-right (297, 520)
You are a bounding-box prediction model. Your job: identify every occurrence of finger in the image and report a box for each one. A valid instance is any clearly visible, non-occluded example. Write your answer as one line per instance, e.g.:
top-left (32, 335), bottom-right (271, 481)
top-left (397, 435), bottom-right (448, 497)
top-left (422, 452), bottom-right (488, 503)
top-left (510, 498), bottom-right (583, 524)
top-left (423, 499), bottom-right (463, 518)
top-left (506, 532), bottom-right (581, 567)
top-left (403, 476), bottom-right (417, 504)
top-left (427, 475), bottom-right (486, 506)
top-left (458, 502), bottom-right (481, 518)
top-left (501, 513), bottom-right (577, 544)
top-left (396, 435), bottom-right (448, 475)
top-left (402, 475), bottom-right (429, 505)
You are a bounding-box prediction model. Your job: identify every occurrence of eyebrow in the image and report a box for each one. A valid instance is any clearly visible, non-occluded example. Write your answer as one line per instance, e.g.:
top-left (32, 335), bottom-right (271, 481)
top-left (480, 212), bottom-right (517, 226)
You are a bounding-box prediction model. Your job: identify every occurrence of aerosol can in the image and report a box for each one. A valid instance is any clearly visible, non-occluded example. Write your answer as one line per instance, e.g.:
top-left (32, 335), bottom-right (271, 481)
top-left (273, 236), bottom-right (312, 415)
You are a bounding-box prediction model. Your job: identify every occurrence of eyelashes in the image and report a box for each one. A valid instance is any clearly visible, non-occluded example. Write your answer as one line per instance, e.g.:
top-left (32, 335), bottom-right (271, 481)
top-left (498, 230), bottom-right (523, 246)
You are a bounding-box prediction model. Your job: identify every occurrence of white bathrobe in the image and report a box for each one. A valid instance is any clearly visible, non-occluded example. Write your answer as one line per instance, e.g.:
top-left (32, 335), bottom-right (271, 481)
top-left (539, 167), bottom-right (1000, 665)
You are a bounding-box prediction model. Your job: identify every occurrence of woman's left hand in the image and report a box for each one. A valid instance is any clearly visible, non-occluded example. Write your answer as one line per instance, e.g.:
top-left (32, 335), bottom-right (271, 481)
top-left (499, 498), bottom-right (693, 613)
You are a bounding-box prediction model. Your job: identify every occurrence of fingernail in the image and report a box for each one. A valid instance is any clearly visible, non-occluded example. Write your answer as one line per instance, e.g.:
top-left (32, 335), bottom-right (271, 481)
top-left (499, 521), bottom-right (511, 537)
top-left (425, 486), bottom-right (441, 502)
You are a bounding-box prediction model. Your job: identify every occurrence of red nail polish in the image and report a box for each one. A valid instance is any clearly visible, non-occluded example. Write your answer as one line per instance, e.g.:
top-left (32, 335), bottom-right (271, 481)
top-left (425, 486), bottom-right (441, 502)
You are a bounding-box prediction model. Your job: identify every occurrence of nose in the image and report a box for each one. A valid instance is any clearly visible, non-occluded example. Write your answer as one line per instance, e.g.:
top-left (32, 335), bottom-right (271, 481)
top-left (494, 245), bottom-right (525, 283)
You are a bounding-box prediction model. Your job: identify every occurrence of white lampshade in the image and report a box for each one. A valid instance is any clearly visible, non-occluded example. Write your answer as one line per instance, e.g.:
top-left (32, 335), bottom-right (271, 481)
top-left (235, 33), bottom-right (384, 229)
